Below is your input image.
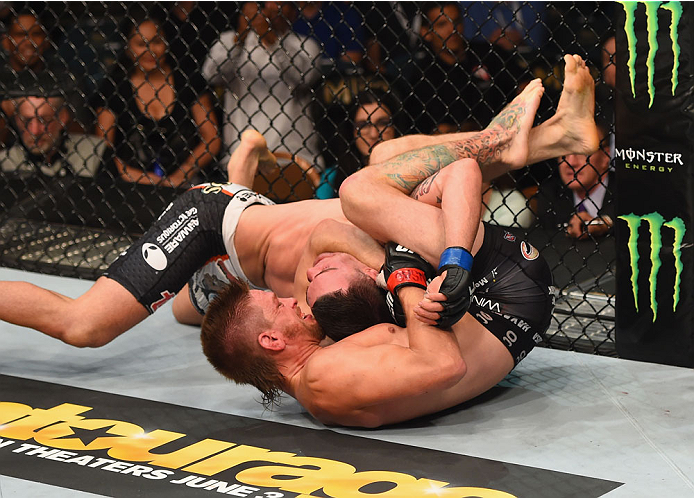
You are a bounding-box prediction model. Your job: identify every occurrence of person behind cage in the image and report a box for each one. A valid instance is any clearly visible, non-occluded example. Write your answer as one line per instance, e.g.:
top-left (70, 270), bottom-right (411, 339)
top-left (533, 119), bottom-right (614, 239)
top-left (315, 88), bottom-right (401, 199)
top-left (356, 2), bottom-right (422, 78)
top-left (92, 7), bottom-right (220, 189)
top-left (400, 1), bottom-right (527, 134)
top-left (0, 72), bottom-right (103, 183)
top-left (292, 1), bottom-right (365, 73)
top-left (203, 1), bottom-right (324, 173)
top-left (0, 9), bottom-right (73, 145)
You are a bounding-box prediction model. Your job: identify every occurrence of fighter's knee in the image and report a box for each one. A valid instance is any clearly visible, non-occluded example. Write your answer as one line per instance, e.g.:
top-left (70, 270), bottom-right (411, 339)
top-left (368, 141), bottom-right (391, 165)
top-left (446, 158), bottom-right (482, 181)
top-left (55, 321), bottom-right (116, 348)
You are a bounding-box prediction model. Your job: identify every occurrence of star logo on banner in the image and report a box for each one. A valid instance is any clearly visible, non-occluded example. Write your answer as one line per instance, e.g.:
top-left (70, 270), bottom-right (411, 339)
top-left (53, 424), bottom-right (123, 446)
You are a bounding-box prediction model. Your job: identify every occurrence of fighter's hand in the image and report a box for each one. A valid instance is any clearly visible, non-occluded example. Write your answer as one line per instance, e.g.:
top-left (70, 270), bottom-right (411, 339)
top-left (381, 242), bottom-right (436, 327)
top-left (435, 247), bottom-right (474, 329)
top-left (413, 274), bottom-right (446, 325)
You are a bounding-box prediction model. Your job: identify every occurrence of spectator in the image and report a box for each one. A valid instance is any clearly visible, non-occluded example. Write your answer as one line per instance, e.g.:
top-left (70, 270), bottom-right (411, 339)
top-left (163, 2), bottom-right (234, 76)
top-left (1, 74), bottom-right (103, 181)
top-left (534, 120), bottom-right (614, 239)
top-left (93, 9), bottom-right (220, 188)
top-left (293, 1), bottom-right (365, 73)
top-left (401, 2), bottom-right (526, 134)
top-left (358, 2), bottom-right (421, 77)
top-left (315, 88), bottom-right (400, 199)
top-left (203, 1), bottom-right (323, 171)
top-left (0, 9), bottom-right (67, 143)
top-left (0, 9), bottom-right (51, 75)
top-left (459, 1), bottom-right (548, 53)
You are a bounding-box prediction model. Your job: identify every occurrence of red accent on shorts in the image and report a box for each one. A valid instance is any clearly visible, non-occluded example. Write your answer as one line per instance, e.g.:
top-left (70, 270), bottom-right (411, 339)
top-left (386, 268), bottom-right (427, 294)
top-left (151, 290), bottom-right (176, 312)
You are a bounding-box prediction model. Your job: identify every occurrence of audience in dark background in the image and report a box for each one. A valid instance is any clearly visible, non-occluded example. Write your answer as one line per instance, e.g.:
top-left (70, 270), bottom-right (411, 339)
top-left (316, 88), bottom-right (401, 199)
top-left (93, 8), bottom-right (220, 188)
top-left (533, 120), bottom-right (614, 239)
top-left (399, 1), bottom-right (529, 134)
top-left (203, 1), bottom-right (323, 173)
top-left (0, 0), bottom-right (616, 234)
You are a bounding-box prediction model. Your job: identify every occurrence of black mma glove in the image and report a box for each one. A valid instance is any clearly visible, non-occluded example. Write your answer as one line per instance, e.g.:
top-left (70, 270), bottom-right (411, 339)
top-left (436, 246), bottom-right (474, 329)
top-left (381, 242), bottom-right (436, 327)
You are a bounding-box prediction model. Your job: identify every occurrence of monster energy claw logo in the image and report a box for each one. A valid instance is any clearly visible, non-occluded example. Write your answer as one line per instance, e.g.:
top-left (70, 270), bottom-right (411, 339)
top-left (619, 213), bottom-right (685, 322)
top-left (619, 1), bottom-right (682, 107)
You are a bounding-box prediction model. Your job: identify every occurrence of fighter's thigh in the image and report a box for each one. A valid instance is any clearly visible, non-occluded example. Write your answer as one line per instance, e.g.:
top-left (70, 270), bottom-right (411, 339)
top-left (65, 277), bottom-right (150, 346)
top-left (104, 188), bottom-right (228, 313)
top-left (453, 313), bottom-right (514, 395)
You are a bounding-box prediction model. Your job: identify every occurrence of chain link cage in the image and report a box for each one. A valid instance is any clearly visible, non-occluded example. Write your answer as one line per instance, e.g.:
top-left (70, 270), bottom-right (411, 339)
top-left (0, 1), bottom-right (616, 355)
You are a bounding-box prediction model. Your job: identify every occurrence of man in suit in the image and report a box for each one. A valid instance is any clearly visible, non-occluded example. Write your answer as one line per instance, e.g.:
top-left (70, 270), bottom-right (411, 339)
top-left (535, 120), bottom-right (613, 239)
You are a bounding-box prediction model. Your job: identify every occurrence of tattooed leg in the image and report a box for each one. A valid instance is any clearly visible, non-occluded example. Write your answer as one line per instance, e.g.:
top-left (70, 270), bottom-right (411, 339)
top-left (365, 78), bottom-right (544, 191)
top-left (369, 55), bottom-right (598, 180)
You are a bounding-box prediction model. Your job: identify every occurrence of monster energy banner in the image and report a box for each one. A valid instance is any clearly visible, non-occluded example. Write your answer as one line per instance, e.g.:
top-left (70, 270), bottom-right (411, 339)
top-left (615, 1), bottom-right (694, 367)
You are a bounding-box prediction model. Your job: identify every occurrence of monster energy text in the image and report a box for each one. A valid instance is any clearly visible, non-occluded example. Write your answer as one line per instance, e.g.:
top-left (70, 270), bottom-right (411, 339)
top-left (619, 1), bottom-right (682, 107)
top-left (619, 213), bottom-right (685, 322)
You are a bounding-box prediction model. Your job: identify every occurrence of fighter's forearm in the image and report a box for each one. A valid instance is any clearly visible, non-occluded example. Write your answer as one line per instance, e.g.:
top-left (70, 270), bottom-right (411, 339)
top-left (399, 286), bottom-right (465, 375)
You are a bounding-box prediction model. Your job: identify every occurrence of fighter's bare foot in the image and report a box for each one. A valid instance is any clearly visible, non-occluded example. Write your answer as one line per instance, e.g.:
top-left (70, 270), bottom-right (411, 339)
top-left (227, 130), bottom-right (277, 180)
top-left (241, 129), bottom-right (277, 174)
top-left (479, 78), bottom-right (544, 175)
top-left (551, 55), bottom-right (600, 156)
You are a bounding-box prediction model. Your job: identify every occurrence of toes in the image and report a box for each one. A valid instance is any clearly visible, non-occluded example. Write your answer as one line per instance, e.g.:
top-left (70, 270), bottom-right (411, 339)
top-left (564, 54), bottom-right (576, 73)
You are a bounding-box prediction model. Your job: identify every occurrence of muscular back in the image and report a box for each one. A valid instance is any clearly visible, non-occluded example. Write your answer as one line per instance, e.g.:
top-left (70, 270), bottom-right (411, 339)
top-left (234, 198), bottom-right (348, 296)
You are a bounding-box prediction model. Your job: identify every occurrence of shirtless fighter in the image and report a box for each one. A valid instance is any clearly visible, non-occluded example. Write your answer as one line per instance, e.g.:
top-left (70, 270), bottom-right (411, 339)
top-left (0, 56), bottom-right (596, 349)
top-left (199, 76), bottom-right (552, 427)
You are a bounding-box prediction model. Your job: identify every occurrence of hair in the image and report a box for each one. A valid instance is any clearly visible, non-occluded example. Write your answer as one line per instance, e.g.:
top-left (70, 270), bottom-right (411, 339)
top-left (312, 274), bottom-right (394, 341)
top-left (333, 88), bottom-right (403, 189)
top-left (116, 5), bottom-right (169, 76)
top-left (200, 280), bottom-right (285, 408)
top-left (420, 2), bottom-right (463, 25)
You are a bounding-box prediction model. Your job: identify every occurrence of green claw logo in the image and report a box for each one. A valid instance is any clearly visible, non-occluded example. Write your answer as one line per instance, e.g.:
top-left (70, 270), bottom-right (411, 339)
top-left (619, 213), bottom-right (685, 322)
top-left (619, 1), bottom-right (682, 107)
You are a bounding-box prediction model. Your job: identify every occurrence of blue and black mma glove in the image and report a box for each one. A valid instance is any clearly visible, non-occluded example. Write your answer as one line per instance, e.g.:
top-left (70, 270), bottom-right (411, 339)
top-left (381, 242), bottom-right (436, 327)
top-left (436, 246), bottom-right (474, 329)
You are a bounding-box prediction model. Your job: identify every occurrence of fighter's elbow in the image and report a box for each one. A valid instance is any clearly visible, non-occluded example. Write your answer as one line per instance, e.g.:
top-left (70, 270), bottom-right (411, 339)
top-left (439, 356), bottom-right (468, 389)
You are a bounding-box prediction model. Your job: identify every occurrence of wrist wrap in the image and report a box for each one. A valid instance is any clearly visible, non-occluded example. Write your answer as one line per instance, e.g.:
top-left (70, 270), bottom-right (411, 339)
top-left (438, 246), bottom-right (473, 272)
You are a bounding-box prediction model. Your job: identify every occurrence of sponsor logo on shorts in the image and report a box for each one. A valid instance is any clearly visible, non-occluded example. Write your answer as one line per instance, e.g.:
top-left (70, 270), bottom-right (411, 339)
top-left (233, 190), bottom-right (260, 203)
top-left (157, 207), bottom-right (199, 254)
top-left (473, 267), bottom-right (498, 291)
top-left (475, 310), bottom-right (495, 325)
top-left (141, 243), bottom-right (167, 271)
top-left (520, 241), bottom-right (539, 261)
top-left (156, 201), bottom-right (174, 221)
top-left (502, 314), bottom-right (532, 333)
top-left (470, 295), bottom-right (501, 313)
top-left (150, 290), bottom-right (176, 313)
top-left (503, 231), bottom-right (516, 242)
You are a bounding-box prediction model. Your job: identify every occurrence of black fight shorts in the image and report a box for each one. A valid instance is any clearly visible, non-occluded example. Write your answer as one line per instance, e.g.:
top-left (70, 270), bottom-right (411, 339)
top-left (469, 223), bottom-right (556, 365)
top-left (104, 184), bottom-right (246, 313)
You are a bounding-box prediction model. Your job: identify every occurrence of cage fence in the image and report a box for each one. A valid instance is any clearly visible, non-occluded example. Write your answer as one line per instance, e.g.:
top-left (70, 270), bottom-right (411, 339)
top-left (0, 1), bottom-right (616, 354)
